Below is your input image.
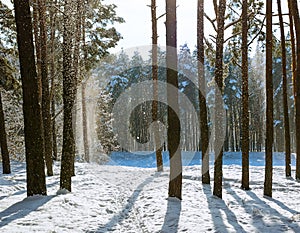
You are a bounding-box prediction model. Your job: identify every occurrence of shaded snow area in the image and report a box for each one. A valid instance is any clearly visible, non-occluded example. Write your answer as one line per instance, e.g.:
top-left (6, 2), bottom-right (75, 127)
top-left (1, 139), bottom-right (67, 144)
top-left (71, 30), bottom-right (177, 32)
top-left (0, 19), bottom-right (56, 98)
top-left (1, 161), bottom-right (300, 232)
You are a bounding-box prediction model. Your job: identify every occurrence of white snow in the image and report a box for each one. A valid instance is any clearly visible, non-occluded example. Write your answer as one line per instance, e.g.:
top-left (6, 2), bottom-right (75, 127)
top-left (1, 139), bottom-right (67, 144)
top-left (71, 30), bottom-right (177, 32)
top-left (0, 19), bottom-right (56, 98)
top-left (1, 159), bottom-right (300, 232)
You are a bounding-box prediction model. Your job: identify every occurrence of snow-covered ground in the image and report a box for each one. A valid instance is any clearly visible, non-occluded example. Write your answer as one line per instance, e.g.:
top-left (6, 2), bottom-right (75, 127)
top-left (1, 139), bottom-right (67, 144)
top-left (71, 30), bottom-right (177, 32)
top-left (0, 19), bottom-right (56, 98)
top-left (1, 153), bottom-right (300, 232)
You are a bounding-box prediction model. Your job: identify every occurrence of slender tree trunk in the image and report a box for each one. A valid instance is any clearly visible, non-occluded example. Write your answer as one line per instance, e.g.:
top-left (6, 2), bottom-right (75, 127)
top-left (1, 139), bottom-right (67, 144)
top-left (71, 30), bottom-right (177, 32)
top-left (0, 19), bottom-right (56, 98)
top-left (151, 0), bottom-right (163, 172)
top-left (81, 81), bottom-right (90, 162)
top-left (290, 0), bottom-right (300, 180)
top-left (198, 0), bottom-right (210, 184)
top-left (0, 91), bottom-right (10, 174)
top-left (241, 0), bottom-right (249, 190)
top-left (60, 0), bottom-right (75, 191)
top-left (49, 0), bottom-right (58, 161)
top-left (213, 0), bottom-right (226, 199)
top-left (166, 0), bottom-right (182, 200)
top-left (224, 110), bottom-right (229, 152)
top-left (264, 0), bottom-right (273, 197)
top-left (32, 0), bottom-right (42, 93)
top-left (71, 0), bottom-right (83, 171)
top-left (81, 3), bottom-right (91, 163)
top-left (14, 0), bottom-right (46, 196)
top-left (51, 99), bottom-right (58, 160)
top-left (39, 0), bottom-right (53, 176)
top-left (287, 0), bottom-right (297, 102)
top-left (230, 108), bottom-right (234, 151)
top-left (277, 0), bottom-right (291, 176)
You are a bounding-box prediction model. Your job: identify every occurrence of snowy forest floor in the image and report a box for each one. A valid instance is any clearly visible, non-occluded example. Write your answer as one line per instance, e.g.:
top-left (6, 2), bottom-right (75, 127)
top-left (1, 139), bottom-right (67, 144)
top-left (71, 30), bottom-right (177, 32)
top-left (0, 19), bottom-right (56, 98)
top-left (1, 160), bottom-right (300, 232)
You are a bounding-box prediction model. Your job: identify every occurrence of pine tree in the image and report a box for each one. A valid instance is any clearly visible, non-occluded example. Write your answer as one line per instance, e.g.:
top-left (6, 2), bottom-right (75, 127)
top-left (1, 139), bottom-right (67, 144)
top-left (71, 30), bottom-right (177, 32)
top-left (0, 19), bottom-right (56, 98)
top-left (14, 0), bottom-right (46, 196)
top-left (166, 0), bottom-right (182, 200)
top-left (289, 0), bottom-right (300, 180)
top-left (278, 0), bottom-right (291, 177)
top-left (213, 0), bottom-right (226, 199)
top-left (151, 0), bottom-right (163, 172)
top-left (264, 0), bottom-right (273, 197)
top-left (60, 0), bottom-right (76, 192)
top-left (38, 0), bottom-right (53, 176)
top-left (0, 90), bottom-right (10, 174)
top-left (241, 0), bottom-right (250, 190)
top-left (197, 0), bottom-right (210, 184)
top-left (96, 90), bottom-right (119, 156)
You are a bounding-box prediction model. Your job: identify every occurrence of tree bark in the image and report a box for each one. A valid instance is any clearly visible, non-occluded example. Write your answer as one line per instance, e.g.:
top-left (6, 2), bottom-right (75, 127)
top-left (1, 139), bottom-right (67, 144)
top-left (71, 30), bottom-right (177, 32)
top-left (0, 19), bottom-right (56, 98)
top-left (0, 90), bottom-right (10, 174)
top-left (289, 0), bottom-right (300, 180)
top-left (81, 3), bottom-right (91, 163)
top-left (151, 0), bottom-right (163, 172)
top-left (213, 0), bottom-right (226, 199)
top-left (39, 0), bottom-right (53, 176)
top-left (287, 0), bottom-right (297, 102)
top-left (49, 0), bottom-right (58, 161)
top-left (166, 0), bottom-right (182, 200)
top-left (278, 0), bottom-right (291, 177)
top-left (264, 0), bottom-right (273, 197)
top-left (14, 0), bottom-right (47, 196)
top-left (81, 81), bottom-right (90, 162)
top-left (60, 0), bottom-right (76, 191)
top-left (197, 0), bottom-right (210, 184)
top-left (241, 0), bottom-right (250, 190)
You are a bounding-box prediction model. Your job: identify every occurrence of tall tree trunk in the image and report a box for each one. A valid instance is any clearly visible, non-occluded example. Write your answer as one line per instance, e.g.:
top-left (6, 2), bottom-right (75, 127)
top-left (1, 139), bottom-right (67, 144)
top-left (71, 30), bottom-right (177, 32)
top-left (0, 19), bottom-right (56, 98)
top-left (264, 0), bottom-right (273, 197)
top-left (197, 0), bottom-right (210, 184)
top-left (49, 0), bottom-right (58, 161)
top-left (39, 0), bottom-right (53, 176)
top-left (51, 99), bottom-right (58, 160)
top-left (151, 0), bottom-right (163, 172)
top-left (14, 0), bottom-right (46, 196)
top-left (0, 90), bottom-right (10, 174)
top-left (32, 0), bottom-right (41, 92)
top-left (213, 0), bottom-right (226, 199)
top-left (277, 0), bottom-right (291, 176)
top-left (290, 0), bottom-right (300, 180)
top-left (241, 0), bottom-right (249, 190)
top-left (166, 0), bottom-right (182, 200)
top-left (71, 0), bottom-right (83, 172)
top-left (81, 81), bottom-right (90, 162)
top-left (287, 0), bottom-right (297, 102)
top-left (60, 0), bottom-right (75, 192)
top-left (81, 3), bottom-right (90, 163)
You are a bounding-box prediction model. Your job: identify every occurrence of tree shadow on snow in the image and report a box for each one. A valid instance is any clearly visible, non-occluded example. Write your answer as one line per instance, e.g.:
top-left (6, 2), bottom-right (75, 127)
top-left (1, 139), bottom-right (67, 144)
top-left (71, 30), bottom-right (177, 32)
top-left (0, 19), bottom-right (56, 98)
top-left (245, 191), bottom-right (300, 232)
top-left (223, 184), bottom-right (267, 232)
top-left (160, 197), bottom-right (182, 233)
top-left (94, 173), bottom-right (159, 232)
top-left (0, 195), bottom-right (55, 228)
top-left (203, 184), bottom-right (247, 233)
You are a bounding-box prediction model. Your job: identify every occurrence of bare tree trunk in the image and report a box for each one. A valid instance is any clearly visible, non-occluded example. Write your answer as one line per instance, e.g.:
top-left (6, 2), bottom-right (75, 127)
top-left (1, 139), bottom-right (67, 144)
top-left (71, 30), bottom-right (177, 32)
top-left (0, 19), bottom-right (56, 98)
top-left (32, 0), bottom-right (42, 96)
top-left (49, 0), bottom-right (58, 161)
top-left (287, 0), bottom-right (297, 102)
top-left (0, 91), bottom-right (10, 174)
top-left (39, 0), bottom-right (53, 176)
top-left (166, 0), bottom-right (182, 200)
top-left (81, 81), bottom-right (90, 162)
top-left (213, 0), bottom-right (226, 199)
top-left (70, 0), bottom-right (83, 174)
top-left (14, 0), bottom-right (46, 196)
top-left (289, 0), bottom-right (300, 180)
top-left (80, 2), bottom-right (92, 163)
top-left (151, 0), bottom-right (163, 172)
top-left (264, 0), bottom-right (273, 197)
top-left (277, 0), bottom-right (291, 176)
top-left (241, 0), bottom-right (249, 190)
top-left (198, 0), bottom-right (210, 184)
top-left (51, 99), bottom-right (58, 160)
top-left (60, 0), bottom-right (75, 192)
